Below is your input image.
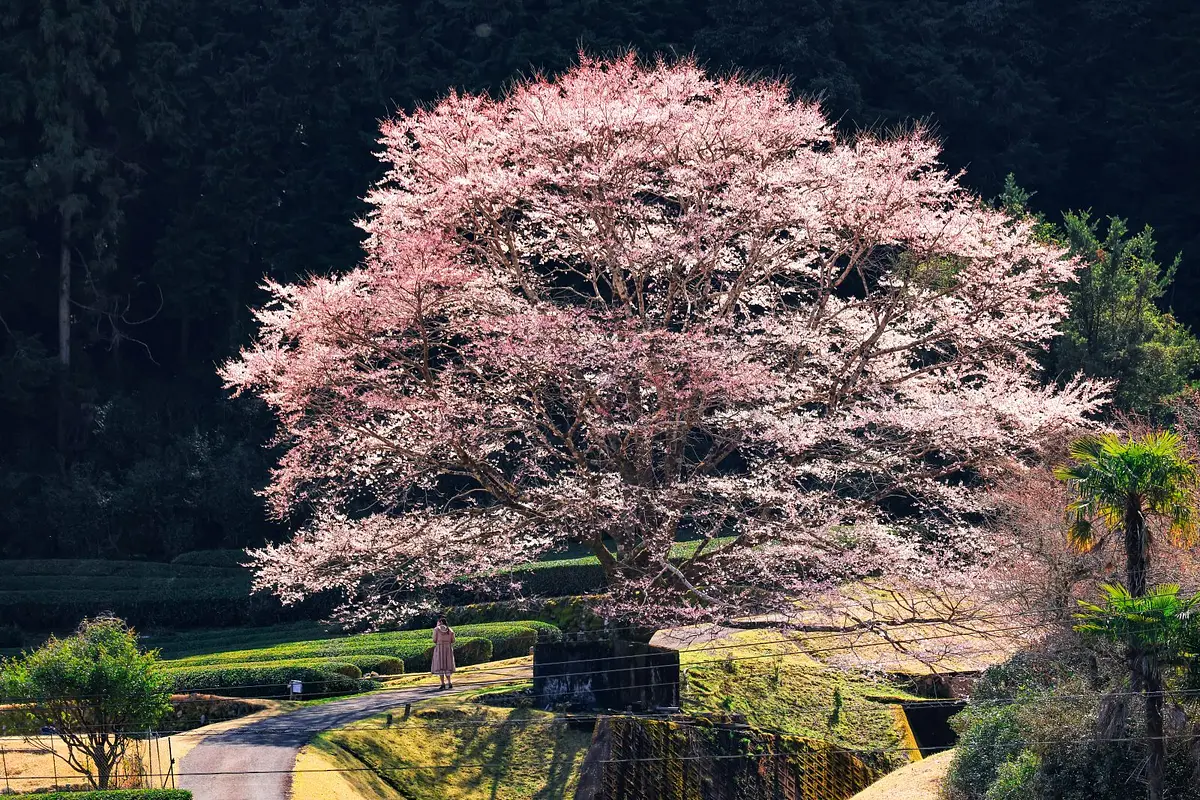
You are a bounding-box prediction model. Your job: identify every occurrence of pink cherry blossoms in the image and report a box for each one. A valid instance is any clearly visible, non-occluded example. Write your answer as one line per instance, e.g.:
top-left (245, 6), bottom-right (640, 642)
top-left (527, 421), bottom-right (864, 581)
top-left (223, 54), bottom-right (1107, 628)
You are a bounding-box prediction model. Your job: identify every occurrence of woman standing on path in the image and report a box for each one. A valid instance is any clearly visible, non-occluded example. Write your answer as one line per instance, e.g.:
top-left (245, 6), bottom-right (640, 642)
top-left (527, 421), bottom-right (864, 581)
top-left (431, 616), bottom-right (456, 689)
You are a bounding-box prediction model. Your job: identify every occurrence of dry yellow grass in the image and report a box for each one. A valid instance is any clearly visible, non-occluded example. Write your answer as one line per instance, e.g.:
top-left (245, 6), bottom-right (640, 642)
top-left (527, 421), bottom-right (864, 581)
top-left (292, 737), bottom-right (404, 800)
top-left (849, 749), bottom-right (954, 800)
top-left (0, 701), bottom-right (285, 793)
top-left (371, 656), bottom-right (532, 692)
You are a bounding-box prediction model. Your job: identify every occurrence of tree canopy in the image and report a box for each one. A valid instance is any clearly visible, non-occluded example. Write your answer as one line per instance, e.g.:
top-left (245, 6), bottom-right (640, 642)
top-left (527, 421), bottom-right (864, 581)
top-left (227, 56), bottom-right (1104, 626)
top-left (0, 616), bottom-right (171, 789)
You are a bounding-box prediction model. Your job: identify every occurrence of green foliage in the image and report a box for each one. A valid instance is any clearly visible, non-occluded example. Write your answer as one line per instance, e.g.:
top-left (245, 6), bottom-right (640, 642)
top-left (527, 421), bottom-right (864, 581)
top-left (438, 638), bottom-right (493, 666)
top-left (0, 617), bottom-right (172, 788)
top-left (316, 703), bottom-right (592, 799)
top-left (161, 663), bottom-right (363, 698)
top-left (1055, 431), bottom-right (1198, 555)
top-left (947, 704), bottom-right (1025, 798)
top-left (410, 596), bottom-right (603, 634)
top-left (7, 792), bottom-right (192, 799)
top-left (1076, 583), bottom-right (1200, 661)
top-left (683, 654), bottom-right (916, 768)
top-left (948, 649), bottom-right (1200, 800)
top-left (999, 177), bottom-right (1199, 413)
top-left (142, 622), bottom-right (336, 660)
top-left (333, 654), bottom-right (405, 676)
top-left (491, 558), bottom-right (607, 598)
top-left (159, 622), bottom-right (553, 675)
top-left (170, 550), bottom-right (249, 568)
top-left (984, 750), bottom-right (1041, 800)
top-left (1053, 212), bottom-right (1199, 412)
top-left (469, 540), bottom-right (739, 599)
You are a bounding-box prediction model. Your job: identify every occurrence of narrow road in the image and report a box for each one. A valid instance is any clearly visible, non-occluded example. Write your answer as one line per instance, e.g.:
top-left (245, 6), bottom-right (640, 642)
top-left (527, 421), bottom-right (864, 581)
top-left (179, 665), bottom-right (527, 800)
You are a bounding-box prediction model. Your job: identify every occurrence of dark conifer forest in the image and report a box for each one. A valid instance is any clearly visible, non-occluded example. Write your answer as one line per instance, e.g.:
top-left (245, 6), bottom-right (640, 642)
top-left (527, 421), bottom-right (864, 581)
top-left (2, 0), bottom-right (1197, 559)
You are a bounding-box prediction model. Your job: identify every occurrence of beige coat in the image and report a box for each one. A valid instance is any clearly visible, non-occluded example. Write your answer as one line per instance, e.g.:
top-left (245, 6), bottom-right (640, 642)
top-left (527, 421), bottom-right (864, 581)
top-left (431, 624), bottom-right (456, 676)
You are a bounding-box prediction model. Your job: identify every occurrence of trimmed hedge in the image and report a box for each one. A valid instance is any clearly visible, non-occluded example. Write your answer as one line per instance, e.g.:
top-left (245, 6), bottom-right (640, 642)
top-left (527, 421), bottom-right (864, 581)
top-left (333, 654), bottom-right (405, 675)
top-left (162, 663), bottom-right (363, 698)
top-left (428, 637), bottom-right (492, 667)
top-left (406, 597), bottom-right (605, 633)
top-left (170, 549), bottom-right (249, 568)
top-left (450, 623), bottom-right (555, 659)
top-left (167, 636), bottom-right (492, 674)
top-left (455, 538), bottom-right (739, 600)
top-left (0, 559), bottom-right (229, 578)
top-left (164, 622), bottom-right (555, 671)
top-left (9, 792), bottom-right (192, 799)
top-left (494, 558), bottom-right (607, 597)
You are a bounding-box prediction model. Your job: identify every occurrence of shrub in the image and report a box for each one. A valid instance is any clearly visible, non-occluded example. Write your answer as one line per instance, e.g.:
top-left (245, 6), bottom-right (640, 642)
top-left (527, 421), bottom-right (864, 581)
top-left (946, 704), bottom-right (1025, 798)
top-left (426, 637), bottom-right (492, 668)
top-left (162, 663), bottom-right (362, 698)
top-left (500, 558), bottom-right (607, 597)
top-left (322, 661), bottom-right (363, 679)
top-left (948, 651), bottom-right (1200, 800)
top-left (453, 623), bottom-right (542, 659)
top-left (166, 638), bottom-right (432, 669)
top-left (984, 750), bottom-right (1040, 800)
top-left (334, 654), bottom-right (405, 675)
top-left (167, 695), bottom-right (267, 731)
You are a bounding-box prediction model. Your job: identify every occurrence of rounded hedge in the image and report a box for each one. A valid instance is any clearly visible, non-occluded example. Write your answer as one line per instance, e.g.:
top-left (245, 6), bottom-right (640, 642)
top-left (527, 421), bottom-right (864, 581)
top-left (163, 622), bottom-right (556, 672)
top-left (420, 637), bottom-right (493, 668)
top-left (334, 654), bottom-right (405, 675)
top-left (163, 663), bottom-right (362, 698)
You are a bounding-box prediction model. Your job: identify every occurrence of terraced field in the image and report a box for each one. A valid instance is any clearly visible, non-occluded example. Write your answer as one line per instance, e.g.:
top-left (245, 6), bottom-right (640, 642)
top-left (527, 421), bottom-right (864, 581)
top-left (157, 621), bottom-right (561, 699)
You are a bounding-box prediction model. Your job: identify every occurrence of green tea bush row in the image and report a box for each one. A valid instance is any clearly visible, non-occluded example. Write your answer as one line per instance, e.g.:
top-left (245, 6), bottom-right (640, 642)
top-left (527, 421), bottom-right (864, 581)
top-left (162, 663), bottom-right (364, 698)
top-left (331, 654), bottom-right (405, 675)
top-left (441, 637), bottom-right (492, 667)
top-left (489, 558), bottom-right (607, 597)
top-left (0, 559), bottom-right (225, 578)
top-left (0, 587), bottom-right (338, 631)
top-left (453, 624), bottom-right (538, 659)
top-left (167, 635), bottom-right (497, 673)
top-left (166, 622), bottom-right (553, 669)
top-left (406, 596), bottom-right (605, 633)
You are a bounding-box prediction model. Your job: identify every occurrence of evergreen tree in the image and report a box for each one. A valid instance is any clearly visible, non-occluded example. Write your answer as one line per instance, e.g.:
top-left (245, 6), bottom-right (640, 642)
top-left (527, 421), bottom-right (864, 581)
top-left (1054, 213), bottom-right (1200, 412)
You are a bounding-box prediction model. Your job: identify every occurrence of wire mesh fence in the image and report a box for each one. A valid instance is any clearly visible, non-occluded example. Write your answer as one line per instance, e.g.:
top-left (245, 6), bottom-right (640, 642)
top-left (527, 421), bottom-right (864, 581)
top-left (600, 715), bottom-right (887, 800)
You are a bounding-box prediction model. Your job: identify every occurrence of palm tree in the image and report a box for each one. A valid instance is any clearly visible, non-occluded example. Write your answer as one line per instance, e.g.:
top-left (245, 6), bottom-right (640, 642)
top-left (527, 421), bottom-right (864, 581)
top-left (1056, 431), bottom-right (1199, 800)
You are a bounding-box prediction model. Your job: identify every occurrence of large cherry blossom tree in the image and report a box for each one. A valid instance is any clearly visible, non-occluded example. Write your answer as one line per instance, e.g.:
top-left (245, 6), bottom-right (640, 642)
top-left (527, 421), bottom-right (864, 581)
top-left (224, 55), bottom-right (1106, 629)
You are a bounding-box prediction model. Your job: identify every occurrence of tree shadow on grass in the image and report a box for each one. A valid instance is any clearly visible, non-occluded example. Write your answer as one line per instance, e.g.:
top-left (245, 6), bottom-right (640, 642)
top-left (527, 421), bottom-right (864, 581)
top-left (443, 707), bottom-right (588, 800)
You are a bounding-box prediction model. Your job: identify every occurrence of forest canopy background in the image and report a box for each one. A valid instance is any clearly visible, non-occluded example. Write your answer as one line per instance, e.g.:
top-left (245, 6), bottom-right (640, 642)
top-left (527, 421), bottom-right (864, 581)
top-left (1, 0), bottom-right (1195, 561)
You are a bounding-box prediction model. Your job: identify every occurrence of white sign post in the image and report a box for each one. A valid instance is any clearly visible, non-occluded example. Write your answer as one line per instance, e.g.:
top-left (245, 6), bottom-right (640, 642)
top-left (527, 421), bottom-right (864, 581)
top-left (288, 679), bottom-right (303, 699)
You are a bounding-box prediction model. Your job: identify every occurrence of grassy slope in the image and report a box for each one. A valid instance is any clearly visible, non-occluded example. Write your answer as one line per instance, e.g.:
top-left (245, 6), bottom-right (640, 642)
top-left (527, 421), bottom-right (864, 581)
top-left (303, 699), bottom-right (590, 800)
top-left (669, 629), bottom-right (920, 768)
top-left (849, 749), bottom-right (954, 800)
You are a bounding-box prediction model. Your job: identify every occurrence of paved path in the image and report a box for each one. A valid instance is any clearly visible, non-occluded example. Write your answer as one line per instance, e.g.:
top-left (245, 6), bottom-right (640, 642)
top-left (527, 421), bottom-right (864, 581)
top-left (178, 674), bottom-right (513, 800)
